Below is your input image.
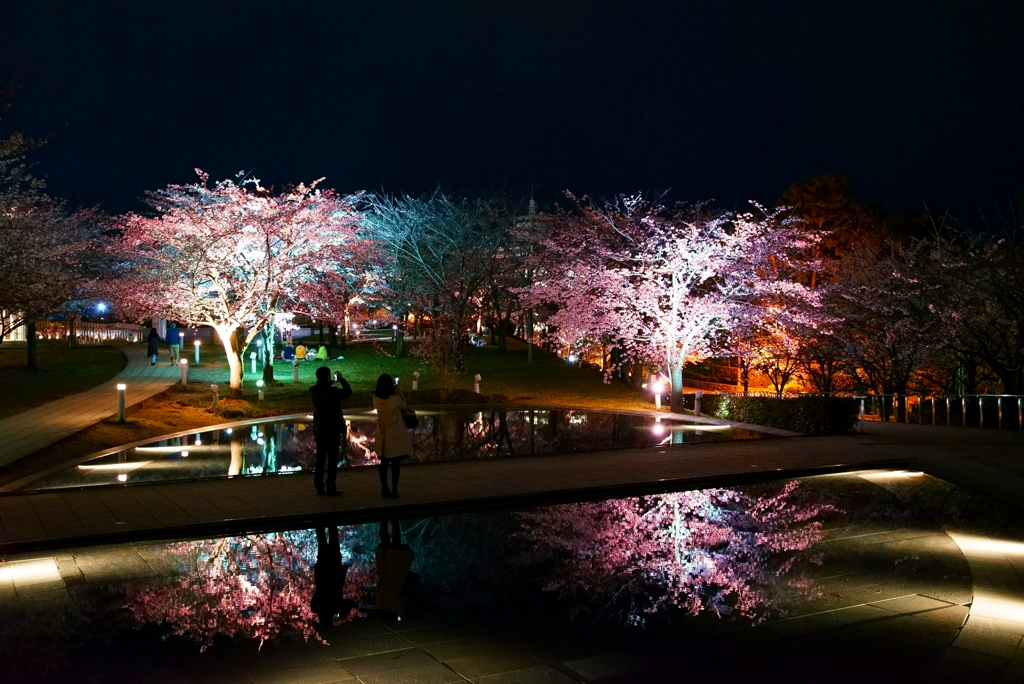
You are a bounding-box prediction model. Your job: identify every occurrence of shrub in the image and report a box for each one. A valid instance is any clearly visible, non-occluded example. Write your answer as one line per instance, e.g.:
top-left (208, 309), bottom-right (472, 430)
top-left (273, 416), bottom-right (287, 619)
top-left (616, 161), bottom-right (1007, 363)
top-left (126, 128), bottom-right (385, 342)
top-left (709, 396), bottom-right (859, 435)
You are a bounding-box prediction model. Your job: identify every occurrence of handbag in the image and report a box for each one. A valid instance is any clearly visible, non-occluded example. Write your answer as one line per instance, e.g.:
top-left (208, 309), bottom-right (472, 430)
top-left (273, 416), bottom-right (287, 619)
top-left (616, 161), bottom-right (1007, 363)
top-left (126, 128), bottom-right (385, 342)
top-left (401, 408), bottom-right (419, 429)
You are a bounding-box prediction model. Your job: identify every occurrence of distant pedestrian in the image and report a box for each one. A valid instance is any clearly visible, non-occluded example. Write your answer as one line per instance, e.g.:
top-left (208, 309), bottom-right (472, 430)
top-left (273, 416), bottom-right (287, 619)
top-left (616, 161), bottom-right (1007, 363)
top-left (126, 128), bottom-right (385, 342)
top-left (146, 328), bottom-right (161, 365)
top-left (309, 366), bottom-right (352, 496)
top-left (373, 373), bottom-right (414, 498)
top-left (166, 322), bottom-right (182, 366)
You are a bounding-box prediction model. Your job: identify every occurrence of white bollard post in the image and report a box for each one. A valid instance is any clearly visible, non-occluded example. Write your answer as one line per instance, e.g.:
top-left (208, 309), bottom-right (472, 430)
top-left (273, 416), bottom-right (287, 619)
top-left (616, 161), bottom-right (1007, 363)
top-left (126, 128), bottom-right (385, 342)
top-left (979, 396), bottom-right (984, 428)
top-left (117, 383), bottom-right (126, 422)
top-left (998, 397), bottom-right (1003, 430)
top-left (946, 397), bottom-right (951, 427)
top-left (179, 359), bottom-right (188, 386)
top-left (292, 358), bottom-right (300, 383)
top-left (194, 339), bottom-right (201, 366)
top-left (250, 352), bottom-right (257, 375)
top-left (694, 390), bottom-right (702, 418)
top-left (652, 379), bottom-right (663, 410)
top-left (257, 379), bottom-right (265, 401)
top-left (412, 371), bottom-right (420, 391)
top-left (860, 398), bottom-right (866, 429)
top-left (211, 384), bottom-right (219, 408)
top-left (474, 374), bottom-right (481, 394)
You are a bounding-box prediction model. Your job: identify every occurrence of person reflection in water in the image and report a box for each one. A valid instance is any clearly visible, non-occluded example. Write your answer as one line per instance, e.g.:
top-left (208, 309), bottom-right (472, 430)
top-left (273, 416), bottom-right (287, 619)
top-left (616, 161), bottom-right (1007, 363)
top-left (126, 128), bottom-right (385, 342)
top-left (311, 527), bottom-right (354, 629)
top-left (375, 519), bottom-right (418, 615)
top-left (310, 366), bottom-right (352, 496)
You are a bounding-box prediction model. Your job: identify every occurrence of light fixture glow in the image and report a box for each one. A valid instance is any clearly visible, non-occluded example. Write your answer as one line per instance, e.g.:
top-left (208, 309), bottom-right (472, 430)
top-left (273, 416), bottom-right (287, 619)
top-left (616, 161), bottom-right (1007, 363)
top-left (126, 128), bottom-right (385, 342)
top-left (0, 558), bottom-right (60, 583)
top-left (117, 473), bottom-right (128, 482)
top-left (116, 383), bottom-right (126, 391)
top-left (78, 461), bottom-right (152, 471)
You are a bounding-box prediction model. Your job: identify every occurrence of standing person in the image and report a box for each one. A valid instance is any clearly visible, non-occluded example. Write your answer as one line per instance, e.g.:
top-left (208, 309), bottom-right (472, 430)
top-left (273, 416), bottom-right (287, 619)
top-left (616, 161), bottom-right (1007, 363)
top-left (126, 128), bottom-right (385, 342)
top-left (311, 526), bottom-right (353, 629)
top-left (146, 327), bottom-right (161, 365)
top-left (373, 373), bottom-right (413, 498)
top-left (165, 322), bottom-right (182, 366)
top-left (309, 366), bottom-right (352, 496)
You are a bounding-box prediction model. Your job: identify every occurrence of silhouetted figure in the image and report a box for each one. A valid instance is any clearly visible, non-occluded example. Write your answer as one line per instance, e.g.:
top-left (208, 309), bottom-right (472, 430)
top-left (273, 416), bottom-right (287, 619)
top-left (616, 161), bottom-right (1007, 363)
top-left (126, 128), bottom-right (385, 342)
top-left (311, 527), bottom-right (353, 629)
top-left (309, 366), bottom-right (352, 495)
top-left (373, 374), bottom-right (413, 498)
top-left (375, 519), bottom-right (417, 615)
top-left (146, 328), bottom-right (161, 365)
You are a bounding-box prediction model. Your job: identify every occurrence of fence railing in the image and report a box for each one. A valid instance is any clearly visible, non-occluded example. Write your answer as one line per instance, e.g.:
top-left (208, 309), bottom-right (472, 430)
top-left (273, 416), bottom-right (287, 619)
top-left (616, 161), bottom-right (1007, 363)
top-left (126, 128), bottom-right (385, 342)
top-left (853, 394), bottom-right (1024, 431)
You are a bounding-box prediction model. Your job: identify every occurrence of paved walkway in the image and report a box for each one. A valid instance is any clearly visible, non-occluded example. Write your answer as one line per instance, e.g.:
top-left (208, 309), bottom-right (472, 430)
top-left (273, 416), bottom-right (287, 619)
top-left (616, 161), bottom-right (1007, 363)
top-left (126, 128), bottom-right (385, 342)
top-left (0, 420), bottom-right (1021, 555)
top-left (0, 344), bottom-right (179, 468)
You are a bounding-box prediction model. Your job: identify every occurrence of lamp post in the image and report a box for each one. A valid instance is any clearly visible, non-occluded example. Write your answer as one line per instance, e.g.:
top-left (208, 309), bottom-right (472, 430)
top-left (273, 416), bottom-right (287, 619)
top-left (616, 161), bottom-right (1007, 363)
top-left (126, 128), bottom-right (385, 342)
top-left (257, 379), bottom-right (265, 401)
top-left (179, 359), bottom-right (188, 386)
top-left (292, 358), bottom-right (300, 383)
top-left (116, 383), bottom-right (126, 422)
top-left (211, 384), bottom-right (219, 408)
top-left (652, 378), bottom-right (665, 410)
top-left (412, 371), bottom-right (420, 391)
top-left (194, 339), bottom-right (201, 366)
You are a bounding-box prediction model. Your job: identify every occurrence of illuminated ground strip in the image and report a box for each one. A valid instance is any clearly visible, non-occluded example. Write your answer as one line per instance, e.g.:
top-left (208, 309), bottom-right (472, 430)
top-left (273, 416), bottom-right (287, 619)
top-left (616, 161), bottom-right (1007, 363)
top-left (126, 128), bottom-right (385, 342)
top-left (948, 532), bottom-right (1024, 653)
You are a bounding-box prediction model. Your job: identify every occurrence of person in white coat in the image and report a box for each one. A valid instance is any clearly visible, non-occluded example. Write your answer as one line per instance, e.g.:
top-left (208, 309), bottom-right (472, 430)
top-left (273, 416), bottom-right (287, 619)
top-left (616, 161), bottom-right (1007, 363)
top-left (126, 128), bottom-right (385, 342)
top-left (373, 374), bottom-right (413, 498)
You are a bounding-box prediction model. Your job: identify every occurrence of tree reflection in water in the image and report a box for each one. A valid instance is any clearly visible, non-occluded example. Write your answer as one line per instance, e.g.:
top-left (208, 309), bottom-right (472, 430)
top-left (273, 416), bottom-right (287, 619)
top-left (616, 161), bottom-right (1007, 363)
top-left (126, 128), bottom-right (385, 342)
top-left (126, 529), bottom-right (375, 651)
top-left (516, 482), bottom-right (840, 626)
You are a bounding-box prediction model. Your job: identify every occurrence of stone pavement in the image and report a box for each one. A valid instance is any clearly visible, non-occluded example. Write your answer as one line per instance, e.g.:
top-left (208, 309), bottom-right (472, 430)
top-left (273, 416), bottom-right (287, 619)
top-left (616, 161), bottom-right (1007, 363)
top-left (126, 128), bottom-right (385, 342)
top-left (0, 343), bottom-right (179, 468)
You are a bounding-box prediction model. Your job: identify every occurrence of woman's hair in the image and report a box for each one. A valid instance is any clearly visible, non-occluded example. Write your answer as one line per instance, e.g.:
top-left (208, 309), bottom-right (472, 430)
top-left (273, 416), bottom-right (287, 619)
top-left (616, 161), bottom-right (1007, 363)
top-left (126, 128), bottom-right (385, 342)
top-left (375, 373), bottom-right (395, 399)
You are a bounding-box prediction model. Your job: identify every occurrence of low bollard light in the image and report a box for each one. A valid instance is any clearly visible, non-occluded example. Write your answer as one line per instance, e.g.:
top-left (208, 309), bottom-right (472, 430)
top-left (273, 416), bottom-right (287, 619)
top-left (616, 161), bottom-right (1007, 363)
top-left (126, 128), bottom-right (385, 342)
top-left (651, 379), bottom-right (664, 410)
top-left (179, 359), bottom-right (188, 386)
top-left (474, 374), bottom-right (482, 394)
top-left (292, 358), bottom-right (299, 383)
top-left (211, 384), bottom-right (219, 408)
top-left (116, 383), bottom-right (127, 422)
top-left (257, 379), bottom-right (265, 401)
top-left (694, 390), bottom-right (703, 418)
top-left (250, 351), bottom-right (257, 375)
top-left (412, 371), bottom-right (420, 391)
top-left (194, 339), bottom-right (201, 365)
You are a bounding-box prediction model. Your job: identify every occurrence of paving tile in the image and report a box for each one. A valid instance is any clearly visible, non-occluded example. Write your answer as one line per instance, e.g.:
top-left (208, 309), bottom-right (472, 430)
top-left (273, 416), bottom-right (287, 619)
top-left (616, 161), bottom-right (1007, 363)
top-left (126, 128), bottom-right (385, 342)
top-left (820, 604), bottom-right (893, 624)
top-left (319, 632), bottom-right (414, 659)
top-left (355, 662), bottom-right (464, 684)
top-left (474, 665), bottom-right (578, 684)
top-left (562, 653), bottom-right (640, 681)
top-left (870, 594), bottom-right (952, 614)
top-left (446, 651), bottom-right (543, 679)
top-left (336, 648), bottom-right (437, 676)
top-left (247, 660), bottom-right (354, 684)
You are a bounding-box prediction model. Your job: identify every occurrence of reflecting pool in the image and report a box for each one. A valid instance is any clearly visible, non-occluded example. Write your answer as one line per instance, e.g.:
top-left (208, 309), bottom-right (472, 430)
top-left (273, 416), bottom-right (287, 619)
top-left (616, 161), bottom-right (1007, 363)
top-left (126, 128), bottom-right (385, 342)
top-left (3, 472), bottom-right (1023, 682)
top-left (28, 408), bottom-right (759, 490)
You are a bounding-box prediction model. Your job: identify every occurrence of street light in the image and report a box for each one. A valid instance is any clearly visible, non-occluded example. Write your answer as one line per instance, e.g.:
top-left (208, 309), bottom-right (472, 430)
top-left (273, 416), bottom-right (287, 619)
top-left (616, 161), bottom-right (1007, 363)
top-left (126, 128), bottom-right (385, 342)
top-left (116, 383), bottom-right (127, 422)
top-left (652, 378), bottom-right (665, 410)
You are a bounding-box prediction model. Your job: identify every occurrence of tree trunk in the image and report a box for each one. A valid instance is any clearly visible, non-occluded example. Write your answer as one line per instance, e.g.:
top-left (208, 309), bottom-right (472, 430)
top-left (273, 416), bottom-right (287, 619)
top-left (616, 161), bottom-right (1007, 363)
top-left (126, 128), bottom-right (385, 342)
top-left (329, 324), bottom-right (338, 347)
top-left (669, 364), bottom-right (683, 413)
top-left (526, 309), bottom-right (534, 364)
top-left (221, 327), bottom-right (245, 393)
top-left (395, 329), bottom-right (406, 357)
top-left (318, 321), bottom-right (324, 345)
top-left (261, 327), bottom-right (275, 383)
top-left (26, 321), bottom-right (37, 369)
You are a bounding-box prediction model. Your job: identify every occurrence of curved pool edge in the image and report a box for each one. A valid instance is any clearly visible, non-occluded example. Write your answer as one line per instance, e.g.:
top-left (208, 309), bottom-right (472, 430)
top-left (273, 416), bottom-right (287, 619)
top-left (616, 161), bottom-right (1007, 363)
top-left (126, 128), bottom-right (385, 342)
top-left (1, 404), bottom-right (799, 494)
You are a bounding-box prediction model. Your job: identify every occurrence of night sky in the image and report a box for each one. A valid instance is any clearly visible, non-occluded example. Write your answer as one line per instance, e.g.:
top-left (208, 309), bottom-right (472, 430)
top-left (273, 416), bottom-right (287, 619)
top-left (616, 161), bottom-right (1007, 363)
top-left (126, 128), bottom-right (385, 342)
top-left (1, 1), bottom-right (1022, 220)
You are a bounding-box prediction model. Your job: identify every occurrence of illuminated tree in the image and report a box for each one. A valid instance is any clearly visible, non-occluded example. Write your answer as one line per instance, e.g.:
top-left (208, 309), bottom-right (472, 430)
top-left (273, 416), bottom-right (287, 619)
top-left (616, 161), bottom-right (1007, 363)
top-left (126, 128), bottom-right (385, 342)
top-left (111, 171), bottom-right (363, 391)
top-left (527, 195), bottom-right (820, 411)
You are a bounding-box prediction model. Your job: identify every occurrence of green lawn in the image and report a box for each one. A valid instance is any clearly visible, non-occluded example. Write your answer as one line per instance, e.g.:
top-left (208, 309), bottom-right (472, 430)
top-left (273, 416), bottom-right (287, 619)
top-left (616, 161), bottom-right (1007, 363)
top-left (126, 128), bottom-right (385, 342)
top-left (0, 343), bottom-right (127, 419)
top-left (178, 336), bottom-right (656, 416)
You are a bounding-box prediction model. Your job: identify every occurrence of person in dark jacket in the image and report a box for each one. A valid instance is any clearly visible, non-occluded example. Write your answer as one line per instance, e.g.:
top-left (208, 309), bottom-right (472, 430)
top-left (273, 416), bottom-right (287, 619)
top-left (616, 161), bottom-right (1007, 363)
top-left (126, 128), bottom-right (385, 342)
top-left (146, 328), bottom-right (161, 365)
top-left (309, 366), bottom-right (352, 495)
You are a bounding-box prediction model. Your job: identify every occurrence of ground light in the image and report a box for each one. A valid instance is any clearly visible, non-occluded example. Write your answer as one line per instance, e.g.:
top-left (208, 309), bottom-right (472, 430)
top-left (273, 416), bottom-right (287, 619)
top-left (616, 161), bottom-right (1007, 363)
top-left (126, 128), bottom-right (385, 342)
top-left (179, 359), bottom-right (188, 386)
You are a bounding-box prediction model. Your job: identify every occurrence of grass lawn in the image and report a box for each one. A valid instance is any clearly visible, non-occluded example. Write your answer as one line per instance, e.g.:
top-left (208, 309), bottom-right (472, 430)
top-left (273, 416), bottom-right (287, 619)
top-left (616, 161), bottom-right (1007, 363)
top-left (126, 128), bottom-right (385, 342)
top-left (0, 343), bottom-right (127, 420)
top-left (177, 335), bottom-right (656, 417)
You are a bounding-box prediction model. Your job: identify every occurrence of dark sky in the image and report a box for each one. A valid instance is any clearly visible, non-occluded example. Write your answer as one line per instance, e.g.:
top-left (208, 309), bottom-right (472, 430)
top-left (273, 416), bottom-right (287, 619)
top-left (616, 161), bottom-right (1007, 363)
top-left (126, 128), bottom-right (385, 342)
top-left (2, 1), bottom-right (1023, 219)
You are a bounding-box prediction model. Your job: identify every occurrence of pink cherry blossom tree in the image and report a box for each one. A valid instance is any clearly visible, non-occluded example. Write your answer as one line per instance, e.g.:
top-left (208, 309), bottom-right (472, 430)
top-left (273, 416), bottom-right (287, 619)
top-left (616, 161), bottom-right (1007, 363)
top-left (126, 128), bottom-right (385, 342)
top-left (111, 170), bottom-right (363, 391)
top-left (526, 195), bottom-right (822, 411)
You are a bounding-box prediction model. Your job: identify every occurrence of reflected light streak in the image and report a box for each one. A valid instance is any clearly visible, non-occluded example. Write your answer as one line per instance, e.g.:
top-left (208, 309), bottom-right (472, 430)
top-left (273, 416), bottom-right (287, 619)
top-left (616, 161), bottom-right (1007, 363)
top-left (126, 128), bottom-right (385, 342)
top-left (78, 461), bottom-right (152, 471)
top-left (858, 470), bottom-right (925, 481)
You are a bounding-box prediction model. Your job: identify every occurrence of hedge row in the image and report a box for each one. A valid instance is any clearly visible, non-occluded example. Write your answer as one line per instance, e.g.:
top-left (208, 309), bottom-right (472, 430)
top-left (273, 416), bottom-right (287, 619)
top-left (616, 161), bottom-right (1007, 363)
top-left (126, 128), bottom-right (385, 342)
top-left (703, 395), bottom-right (860, 435)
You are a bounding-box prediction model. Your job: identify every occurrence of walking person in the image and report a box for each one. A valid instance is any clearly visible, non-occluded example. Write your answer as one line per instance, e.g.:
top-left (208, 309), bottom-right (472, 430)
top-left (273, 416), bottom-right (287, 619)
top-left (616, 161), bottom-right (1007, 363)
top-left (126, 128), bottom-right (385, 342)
top-left (373, 374), bottom-right (413, 498)
top-left (309, 366), bottom-right (352, 496)
top-left (166, 322), bottom-right (182, 366)
top-left (146, 327), bottom-right (161, 365)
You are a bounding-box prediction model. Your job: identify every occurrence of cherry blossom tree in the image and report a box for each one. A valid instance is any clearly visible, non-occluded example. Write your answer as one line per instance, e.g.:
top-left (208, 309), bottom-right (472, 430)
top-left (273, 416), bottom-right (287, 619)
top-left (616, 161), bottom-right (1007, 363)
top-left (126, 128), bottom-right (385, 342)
top-left (527, 195), bottom-right (822, 411)
top-left (111, 171), bottom-right (363, 391)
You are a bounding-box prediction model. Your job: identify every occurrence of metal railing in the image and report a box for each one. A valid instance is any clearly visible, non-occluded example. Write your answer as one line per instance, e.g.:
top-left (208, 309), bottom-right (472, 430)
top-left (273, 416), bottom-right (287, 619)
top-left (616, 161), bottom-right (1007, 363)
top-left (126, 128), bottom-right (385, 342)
top-left (854, 394), bottom-right (1024, 431)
